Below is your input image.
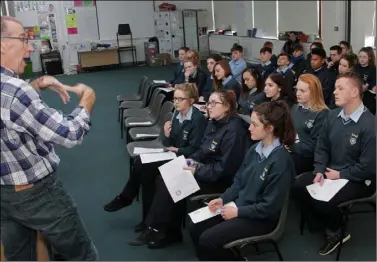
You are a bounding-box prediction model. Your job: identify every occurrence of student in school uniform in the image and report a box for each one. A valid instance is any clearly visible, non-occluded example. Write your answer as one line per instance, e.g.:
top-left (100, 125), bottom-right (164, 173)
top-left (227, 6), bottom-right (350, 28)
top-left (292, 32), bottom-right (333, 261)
top-left (238, 68), bottom-right (265, 115)
top-left (181, 57), bottom-right (207, 97)
top-left (275, 52), bottom-right (296, 88)
top-left (263, 73), bottom-right (296, 108)
top-left (339, 40), bottom-right (357, 63)
top-left (290, 44), bottom-right (307, 77)
top-left (327, 45), bottom-right (342, 75)
top-left (202, 53), bottom-right (222, 102)
top-left (355, 47), bottom-right (376, 114)
top-left (292, 72), bottom-right (376, 256)
top-left (229, 44), bottom-right (247, 85)
top-left (128, 90), bottom-right (250, 248)
top-left (304, 48), bottom-right (336, 107)
top-left (289, 74), bottom-right (329, 175)
top-left (257, 47), bottom-right (276, 82)
top-left (188, 100), bottom-right (296, 261)
top-left (338, 54), bottom-right (356, 75)
top-left (263, 41), bottom-right (278, 67)
top-left (213, 60), bottom-right (242, 100)
top-left (103, 83), bottom-right (206, 218)
top-left (306, 42), bottom-right (324, 62)
top-left (281, 31), bottom-right (301, 55)
top-left (170, 47), bottom-right (189, 85)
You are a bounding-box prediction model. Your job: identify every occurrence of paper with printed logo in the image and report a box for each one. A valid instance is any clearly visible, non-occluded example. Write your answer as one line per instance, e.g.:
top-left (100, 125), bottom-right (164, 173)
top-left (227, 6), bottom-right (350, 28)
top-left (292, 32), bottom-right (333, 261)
top-left (306, 179), bottom-right (349, 202)
top-left (189, 202), bottom-right (237, 224)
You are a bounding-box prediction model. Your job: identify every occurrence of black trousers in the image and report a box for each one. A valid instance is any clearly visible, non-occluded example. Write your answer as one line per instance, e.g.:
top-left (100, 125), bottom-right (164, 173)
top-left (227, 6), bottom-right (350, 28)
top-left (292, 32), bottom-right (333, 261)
top-left (188, 216), bottom-right (276, 261)
top-left (291, 172), bottom-right (375, 232)
top-left (144, 176), bottom-right (231, 234)
top-left (290, 153), bottom-right (314, 176)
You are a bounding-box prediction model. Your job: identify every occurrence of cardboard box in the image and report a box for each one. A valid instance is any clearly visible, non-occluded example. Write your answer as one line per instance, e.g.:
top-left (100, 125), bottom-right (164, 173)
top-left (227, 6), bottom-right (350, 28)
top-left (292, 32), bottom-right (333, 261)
top-left (155, 53), bottom-right (172, 66)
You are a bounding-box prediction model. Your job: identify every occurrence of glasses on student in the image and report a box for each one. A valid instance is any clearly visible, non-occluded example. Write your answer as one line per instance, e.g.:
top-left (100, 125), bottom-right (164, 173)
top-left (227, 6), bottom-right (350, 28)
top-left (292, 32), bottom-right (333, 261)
top-left (1, 36), bottom-right (29, 44)
top-left (206, 101), bottom-right (223, 107)
top-left (173, 97), bottom-right (188, 103)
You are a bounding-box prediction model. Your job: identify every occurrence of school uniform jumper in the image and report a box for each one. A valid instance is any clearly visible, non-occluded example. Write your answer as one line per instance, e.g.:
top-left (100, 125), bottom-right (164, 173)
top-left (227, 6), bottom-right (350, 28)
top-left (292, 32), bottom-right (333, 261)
top-left (355, 64), bottom-right (376, 115)
top-left (238, 89), bottom-right (265, 115)
top-left (290, 104), bottom-right (329, 175)
top-left (202, 73), bottom-right (214, 102)
top-left (292, 104), bottom-right (376, 233)
top-left (256, 61), bottom-right (276, 83)
top-left (220, 75), bottom-right (242, 101)
top-left (170, 62), bottom-right (185, 86)
top-left (188, 139), bottom-right (295, 261)
top-left (275, 66), bottom-right (296, 88)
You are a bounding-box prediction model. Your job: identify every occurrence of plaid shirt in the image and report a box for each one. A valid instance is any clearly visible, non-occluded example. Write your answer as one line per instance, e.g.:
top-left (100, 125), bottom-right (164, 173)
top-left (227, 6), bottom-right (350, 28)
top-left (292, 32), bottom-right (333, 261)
top-left (1, 67), bottom-right (91, 185)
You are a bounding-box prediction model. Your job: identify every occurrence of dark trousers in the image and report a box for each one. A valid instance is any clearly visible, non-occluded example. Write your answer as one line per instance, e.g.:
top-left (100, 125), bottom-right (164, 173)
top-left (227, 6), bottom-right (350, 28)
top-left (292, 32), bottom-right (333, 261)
top-left (363, 91), bottom-right (376, 115)
top-left (188, 216), bottom-right (276, 261)
top-left (290, 153), bottom-right (314, 176)
top-left (0, 173), bottom-right (98, 261)
top-left (291, 172), bottom-right (375, 232)
top-left (144, 177), bottom-right (230, 234)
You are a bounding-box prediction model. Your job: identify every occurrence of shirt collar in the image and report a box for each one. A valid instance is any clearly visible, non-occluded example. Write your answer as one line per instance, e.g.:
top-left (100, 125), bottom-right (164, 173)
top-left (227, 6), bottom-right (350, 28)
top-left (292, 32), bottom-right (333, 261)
top-left (180, 62), bottom-right (184, 66)
top-left (337, 103), bottom-right (365, 123)
top-left (0, 66), bottom-right (17, 77)
top-left (222, 75), bottom-right (233, 85)
top-left (230, 58), bottom-right (243, 65)
top-left (261, 61), bottom-right (271, 67)
top-left (255, 138), bottom-right (281, 159)
top-left (277, 66), bottom-right (289, 74)
top-left (298, 103), bottom-right (311, 110)
top-left (249, 88), bottom-right (258, 95)
top-left (176, 106), bottom-right (193, 123)
top-left (314, 66), bottom-right (323, 72)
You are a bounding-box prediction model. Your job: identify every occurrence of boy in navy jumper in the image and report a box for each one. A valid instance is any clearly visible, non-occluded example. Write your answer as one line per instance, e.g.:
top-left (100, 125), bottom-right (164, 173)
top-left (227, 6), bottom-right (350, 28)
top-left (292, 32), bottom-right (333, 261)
top-left (292, 72), bottom-right (376, 256)
top-left (170, 47), bottom-right (189, 85)
top-left (257, 47), bottom-right (276, 83)
top-left (275, 52), bottom-right (296, 88)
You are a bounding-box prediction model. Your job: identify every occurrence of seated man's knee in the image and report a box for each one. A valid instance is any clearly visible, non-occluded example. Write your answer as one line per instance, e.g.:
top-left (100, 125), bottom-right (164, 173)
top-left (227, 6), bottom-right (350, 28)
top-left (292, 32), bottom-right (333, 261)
top-left (198, 229), bottom-right (218, 248)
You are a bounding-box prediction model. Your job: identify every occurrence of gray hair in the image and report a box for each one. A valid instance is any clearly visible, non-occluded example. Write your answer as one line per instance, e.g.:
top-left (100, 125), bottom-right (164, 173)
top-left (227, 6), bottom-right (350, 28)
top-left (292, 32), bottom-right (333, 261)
top-left (1, 16), bottom-right (22, 37)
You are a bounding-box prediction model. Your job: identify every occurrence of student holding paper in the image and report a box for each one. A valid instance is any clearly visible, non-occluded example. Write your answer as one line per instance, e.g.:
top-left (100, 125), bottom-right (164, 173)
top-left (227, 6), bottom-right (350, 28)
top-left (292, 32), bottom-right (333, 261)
top-left (292, 72), bottom-right (376, 256)
top-left (129, 90), bottom-right (250, 249)
top-left (289, 74), bottom-right (329, 175)
top-left (103, 84), bottom-right (206, 218)
top-left (188, 101), bottom-right (296, 261)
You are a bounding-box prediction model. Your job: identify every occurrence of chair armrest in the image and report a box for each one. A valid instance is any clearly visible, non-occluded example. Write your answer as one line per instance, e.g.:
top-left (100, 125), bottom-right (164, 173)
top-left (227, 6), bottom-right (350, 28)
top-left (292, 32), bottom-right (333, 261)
top-left (189, 193), bottom-right (221, 202)
top-left (223, 235), bottom-right (263, 249)
top-left (295, 171), bottom-right (313, 180)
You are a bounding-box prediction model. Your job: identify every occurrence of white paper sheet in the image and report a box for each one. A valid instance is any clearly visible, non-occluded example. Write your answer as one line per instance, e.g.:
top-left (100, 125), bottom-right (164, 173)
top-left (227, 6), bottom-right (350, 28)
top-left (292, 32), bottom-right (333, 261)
top-left (158, 156), bottom-right (200, 203)
top-left (133, 147), bottom-right (164, 154)
top-left (199, 96), bottom-right (206, 103)
top-left (128, 121), bottom-right (153, 126)
top-left (368, 89), bottom-right (376, 94)
top-left (140, 152), bottom-right (177, 164)
top-left (189, 202), bottom-right (237, 224)
top-left (153, 80), bottom-right (167, 84)
top-left (306, 179), bottom-right (349, 202)
top-left (136, 134), bottom-right (159, 138)
top-left (158, 87), bottom-right (174, 92)
top-left (193, 104), bottom-right (207, 112)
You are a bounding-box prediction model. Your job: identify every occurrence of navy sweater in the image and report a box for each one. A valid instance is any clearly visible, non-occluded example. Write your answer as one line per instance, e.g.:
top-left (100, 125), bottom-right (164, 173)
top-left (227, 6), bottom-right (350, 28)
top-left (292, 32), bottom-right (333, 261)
top-left (304, 66), bottom-right (336, 106)
top-left (221, 144), bottom-right (295, 220)
top-left (170, 63), bottom-right (184, 85)
top-left (314, 106), bottom-right (376, 183)
top-left (238, 91), bottom-right (265, 115)
top-left (162, 107), bottom-right (207, 157)
top-left (202, 74), bottom-right (213, 102)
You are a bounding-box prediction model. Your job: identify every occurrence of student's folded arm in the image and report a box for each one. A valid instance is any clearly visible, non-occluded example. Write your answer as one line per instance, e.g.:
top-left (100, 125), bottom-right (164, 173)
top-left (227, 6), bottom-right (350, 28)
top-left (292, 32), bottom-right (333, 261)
top-left (194, 131), bottom-right (245, 182)
top-left (178, 117), bottom-right (207, 157)
top-left (237, 164), bottom-right (292, 220)
top-left (339, 132), bottom-right (376, 182)
top-left (314, 115), bottom-right (331, 175)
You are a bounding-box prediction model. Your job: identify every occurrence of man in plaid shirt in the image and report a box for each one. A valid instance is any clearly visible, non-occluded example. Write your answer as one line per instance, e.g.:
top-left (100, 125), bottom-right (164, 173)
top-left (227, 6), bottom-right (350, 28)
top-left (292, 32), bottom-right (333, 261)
top-left (1, 16), bottom-right (97, 260)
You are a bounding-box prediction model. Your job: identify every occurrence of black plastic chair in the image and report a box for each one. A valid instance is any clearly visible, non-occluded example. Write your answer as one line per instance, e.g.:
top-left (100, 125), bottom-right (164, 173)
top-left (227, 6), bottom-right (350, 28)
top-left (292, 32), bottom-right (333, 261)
top-left (117, 76), bottom-right (148, 103)
top-left (117, 24), bottom-right (137, 66)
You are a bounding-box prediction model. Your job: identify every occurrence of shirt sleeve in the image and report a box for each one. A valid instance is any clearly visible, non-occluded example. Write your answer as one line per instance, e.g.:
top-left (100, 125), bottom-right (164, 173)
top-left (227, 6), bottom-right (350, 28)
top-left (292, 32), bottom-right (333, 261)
top-left (8, 86), bottom-right (91, 148)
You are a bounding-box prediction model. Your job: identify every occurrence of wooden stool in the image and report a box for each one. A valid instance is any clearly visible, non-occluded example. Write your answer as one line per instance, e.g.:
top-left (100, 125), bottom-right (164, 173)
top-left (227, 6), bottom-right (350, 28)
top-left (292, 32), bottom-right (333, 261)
top-left (1, 232), bottom-right (49, 261)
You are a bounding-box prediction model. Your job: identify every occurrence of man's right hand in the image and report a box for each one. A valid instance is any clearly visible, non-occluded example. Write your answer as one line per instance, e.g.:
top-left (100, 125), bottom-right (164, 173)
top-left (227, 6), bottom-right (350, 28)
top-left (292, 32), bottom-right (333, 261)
top-left (208, 198), bottom-right (223, 213)
top-left (164, 121), bottom-right (172, 137)
top-left (313, 173), bottom-right (324, 186)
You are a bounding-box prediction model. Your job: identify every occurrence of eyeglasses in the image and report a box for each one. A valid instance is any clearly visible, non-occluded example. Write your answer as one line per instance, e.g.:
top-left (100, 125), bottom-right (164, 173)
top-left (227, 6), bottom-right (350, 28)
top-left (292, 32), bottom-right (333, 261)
top-left (173, 97), bottom-right (188, 103)
top-left (1, 36), bottom-right (29, 44)
top-left (206, 101), bottom-right (224, 107)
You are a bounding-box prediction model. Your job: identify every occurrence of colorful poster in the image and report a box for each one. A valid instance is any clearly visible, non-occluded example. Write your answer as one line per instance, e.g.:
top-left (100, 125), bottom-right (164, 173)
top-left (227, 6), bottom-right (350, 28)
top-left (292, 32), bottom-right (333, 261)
top-left (74, 0), bottom-right (83, 7)
top-left (67, 28), bottom-right (78, 35)
top-left (24, 26), bottom-right (41, 40)
top-left (83, 0), bottom-right (95, 7)
top-left (65, 13), bottom-right (77, 28)
top-left (40, 28), bottom-right (50, 40)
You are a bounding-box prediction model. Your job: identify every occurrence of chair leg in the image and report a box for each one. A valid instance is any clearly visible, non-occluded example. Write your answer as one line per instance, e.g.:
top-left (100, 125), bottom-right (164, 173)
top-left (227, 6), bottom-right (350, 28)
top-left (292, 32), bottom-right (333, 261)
top-left (253, 244), bottom-right (260, 255)
top-left (300, 211), bottom-right (305, 235)
top-left (336, 211), bottom-right (349, 261)
top-left (118, 107), bottom-right (120, 122)
top-left (271, 240), bottom-right (284, 261)
top-left (230, 247), bottom-right (243, 261)
top-left (120, 116), bottom-right (124, 139)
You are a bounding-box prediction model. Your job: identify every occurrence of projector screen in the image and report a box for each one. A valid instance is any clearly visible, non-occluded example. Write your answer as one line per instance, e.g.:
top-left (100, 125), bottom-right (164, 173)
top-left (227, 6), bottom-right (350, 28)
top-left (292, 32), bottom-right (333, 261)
top-left (96, 1), bottom-right (155, 40)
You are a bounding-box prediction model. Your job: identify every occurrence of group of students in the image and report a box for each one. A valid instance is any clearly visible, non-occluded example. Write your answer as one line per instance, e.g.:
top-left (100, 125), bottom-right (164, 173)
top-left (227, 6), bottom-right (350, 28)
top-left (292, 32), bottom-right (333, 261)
top-left (103, 43), bottom-right (376, 260)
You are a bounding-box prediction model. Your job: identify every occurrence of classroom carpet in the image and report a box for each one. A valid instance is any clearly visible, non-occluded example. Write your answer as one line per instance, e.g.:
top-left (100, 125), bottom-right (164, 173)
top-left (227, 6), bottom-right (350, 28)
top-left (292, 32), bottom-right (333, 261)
top-left (39, 64), bottom-right (377, 261)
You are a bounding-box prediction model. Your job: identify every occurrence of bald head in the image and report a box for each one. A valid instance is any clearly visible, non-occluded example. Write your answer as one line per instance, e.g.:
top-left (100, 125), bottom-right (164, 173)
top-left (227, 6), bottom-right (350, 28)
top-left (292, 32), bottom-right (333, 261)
top-left (1, 16), bottom-right (22, 37)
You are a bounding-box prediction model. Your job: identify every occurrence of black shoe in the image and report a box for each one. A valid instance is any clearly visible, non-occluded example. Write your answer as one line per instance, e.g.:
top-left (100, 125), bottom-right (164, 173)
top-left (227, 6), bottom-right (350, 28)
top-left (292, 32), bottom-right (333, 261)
top-left (318, 232), bottom-right (351, 256)
top-left (147, 231), bottom-right (183, 249)
top-left (134, 221), bottom-right (146, 233)
top-left (128, 228), bottom-right (153, 246)
top-left (103, 195), bottom-right (132, 212)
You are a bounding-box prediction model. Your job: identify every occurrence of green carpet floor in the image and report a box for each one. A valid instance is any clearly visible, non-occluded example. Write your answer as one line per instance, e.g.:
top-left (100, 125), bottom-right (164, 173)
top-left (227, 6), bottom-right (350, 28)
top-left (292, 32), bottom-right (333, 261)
top-left (39, 65), bottom-right (376, 261)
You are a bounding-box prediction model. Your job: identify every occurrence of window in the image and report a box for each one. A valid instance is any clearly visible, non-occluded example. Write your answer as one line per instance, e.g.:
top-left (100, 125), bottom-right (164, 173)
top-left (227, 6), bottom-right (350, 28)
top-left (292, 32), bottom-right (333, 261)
top-left (364, 1), bottom-right (376, 47)
top-left (253, 0), bottom-right (278, 38)
top-left (212, 1), bottom-right (237, 31)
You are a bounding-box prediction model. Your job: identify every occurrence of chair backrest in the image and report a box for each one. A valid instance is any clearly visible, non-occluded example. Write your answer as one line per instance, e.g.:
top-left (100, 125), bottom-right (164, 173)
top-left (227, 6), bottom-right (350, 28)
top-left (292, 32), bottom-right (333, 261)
top-left (156, 101), bottom-right (175, 127)
top-left (270, 192), bottom-right (290, 241)
top-left (137, 76), bottom-right (148, 96)
top-left (147, 88), bottom-right (163, 110)
top-left (118, 24), bottom-right (132, 35)
top-left (158, 111), bottom-right (174, 140)
top-left (141, 81), bottom-right (154, 106)
top-left (149, 94), bottom-right (166, 118)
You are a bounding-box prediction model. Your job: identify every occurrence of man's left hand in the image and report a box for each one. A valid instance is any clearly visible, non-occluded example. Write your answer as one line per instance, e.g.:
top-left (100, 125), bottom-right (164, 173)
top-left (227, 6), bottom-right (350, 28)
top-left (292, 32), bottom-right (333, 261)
top-left (167, 146), bottom-right (178, 152)
top-left (37, 76), bottom-right (71, 104)
top-left (220, 206), bottom-right (238, 220)
top-left (325, 168), bottom-right (340, 180)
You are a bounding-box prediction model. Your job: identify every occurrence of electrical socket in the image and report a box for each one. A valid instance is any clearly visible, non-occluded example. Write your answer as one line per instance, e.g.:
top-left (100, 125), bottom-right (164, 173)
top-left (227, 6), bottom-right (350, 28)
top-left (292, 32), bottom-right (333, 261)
top-left (334, 26), bottom-right (339, 31)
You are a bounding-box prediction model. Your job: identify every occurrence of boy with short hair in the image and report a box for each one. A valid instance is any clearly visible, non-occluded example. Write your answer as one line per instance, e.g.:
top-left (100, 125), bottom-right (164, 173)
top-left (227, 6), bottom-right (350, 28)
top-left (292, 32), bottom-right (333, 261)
top-left (257, 47), bottom-right (276, 82)
top-left (290, 44), bottom-right (307, 77)
top-left (229, 44), bottom-right (247, 85)
top-left (275, 53), bottom-right (296, 88)
top-left (170, 46), bottom-right (189, 85)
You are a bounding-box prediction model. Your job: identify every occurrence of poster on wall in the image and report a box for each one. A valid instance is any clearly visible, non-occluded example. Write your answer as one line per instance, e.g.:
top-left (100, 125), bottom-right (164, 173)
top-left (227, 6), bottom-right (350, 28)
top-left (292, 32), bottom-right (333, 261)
top-left (65, 8), bottom-right (78, 35)
top-left (74, 0), bottom-right (83, 7)
top-left (24, 26), bottom-right (41, 40)
top-left (84, 0), bottom-right (95, 7)
top-left (38, 12), bottom-right (49, 28)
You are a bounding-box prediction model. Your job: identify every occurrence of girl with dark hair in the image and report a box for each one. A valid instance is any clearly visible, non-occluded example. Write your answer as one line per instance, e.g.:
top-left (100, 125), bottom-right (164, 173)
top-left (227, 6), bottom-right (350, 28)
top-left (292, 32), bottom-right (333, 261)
top-left (238, 68), bottom-right (265, 115)
top-left (188, 100), bottom-right (296, 261)
top-left (202, 53), bottom-right (223, 101)
top-left (263, 73), bottom-right (297, 108)
top-left (213, 60), bottom-right (241, 100)
top-left (338, 54), bottom-right (356, 75)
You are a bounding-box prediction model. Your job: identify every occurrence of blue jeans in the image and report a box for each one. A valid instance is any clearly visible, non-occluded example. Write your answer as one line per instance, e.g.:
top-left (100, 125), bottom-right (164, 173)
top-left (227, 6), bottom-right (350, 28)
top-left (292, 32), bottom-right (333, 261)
top-left (0, 172), bottom-right (98, 261)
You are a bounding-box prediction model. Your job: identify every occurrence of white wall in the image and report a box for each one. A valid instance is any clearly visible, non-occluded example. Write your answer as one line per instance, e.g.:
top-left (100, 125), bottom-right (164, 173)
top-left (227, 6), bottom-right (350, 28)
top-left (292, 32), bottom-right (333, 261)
top-left (321, 0), bottom-right (346, 51)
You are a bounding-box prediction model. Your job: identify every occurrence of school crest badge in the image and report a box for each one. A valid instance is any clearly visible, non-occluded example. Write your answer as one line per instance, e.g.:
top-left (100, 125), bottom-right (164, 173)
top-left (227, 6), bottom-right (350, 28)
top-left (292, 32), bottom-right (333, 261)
top-left (295, 134), bottom-right (300, 143)
top-left (209, 140), bottom-right (217, 151)
top-left (306, 119), bottom-right (314, 129)
top-left (183, 130), bottom-right (188, 140)
top-left (350, 133), bottom-right (358, 145)
top-left (260, 167), bottom-right (268, 180)
top-left (249, 102), bottom-right (256, 109)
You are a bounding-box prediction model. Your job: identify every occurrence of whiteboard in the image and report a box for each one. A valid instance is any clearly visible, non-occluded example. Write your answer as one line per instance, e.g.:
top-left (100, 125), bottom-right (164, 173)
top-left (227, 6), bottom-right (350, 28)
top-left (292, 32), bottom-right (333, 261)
top-left (68, 6), bottom-right (99, 43)
top-left (15, 10), bottom-right (39, 27)
top-left (96, 1), bottom-right (155, 40)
